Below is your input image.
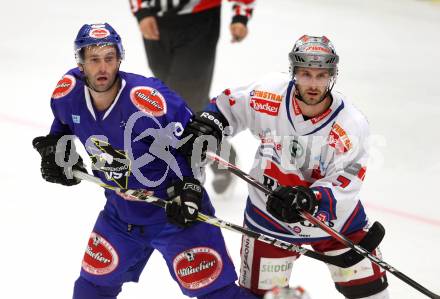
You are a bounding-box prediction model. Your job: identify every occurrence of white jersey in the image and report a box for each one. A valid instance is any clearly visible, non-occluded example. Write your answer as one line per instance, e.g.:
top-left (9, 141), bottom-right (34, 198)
top-left (214, 72), bottom-right (369, 241)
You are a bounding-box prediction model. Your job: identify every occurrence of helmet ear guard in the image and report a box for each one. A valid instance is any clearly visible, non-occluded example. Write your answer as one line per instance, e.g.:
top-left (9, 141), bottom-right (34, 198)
top-left (74, 23), bottom-right (125, 63)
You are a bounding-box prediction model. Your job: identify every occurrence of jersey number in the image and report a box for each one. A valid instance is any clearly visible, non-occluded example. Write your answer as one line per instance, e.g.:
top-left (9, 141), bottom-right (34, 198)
top-left (336, 175), bottom-right (351, 188)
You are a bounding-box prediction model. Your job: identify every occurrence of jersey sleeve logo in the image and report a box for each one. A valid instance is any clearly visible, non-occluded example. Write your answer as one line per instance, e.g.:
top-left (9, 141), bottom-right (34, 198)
top-left (130, 86), bottom-right (167, 117)
top-left (173, 247), bottom-right (223, 290)
top-left (52, 74), bottom-right (76, 99)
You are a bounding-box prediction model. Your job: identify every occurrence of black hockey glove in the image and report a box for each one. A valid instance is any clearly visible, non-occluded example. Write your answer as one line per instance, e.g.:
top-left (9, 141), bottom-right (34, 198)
top-left (179, 111), bottom-right (229, 165)
top-left (165, 177), bottom-right (203, 227)
top-left (266, 186), bottom-right (319, 223)
top-left (32, 135), bottom-right (87, 186)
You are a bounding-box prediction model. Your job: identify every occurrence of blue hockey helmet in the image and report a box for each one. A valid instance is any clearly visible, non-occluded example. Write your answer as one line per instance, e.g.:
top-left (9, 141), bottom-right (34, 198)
top-left (74, 23), bottom-right (125, 63)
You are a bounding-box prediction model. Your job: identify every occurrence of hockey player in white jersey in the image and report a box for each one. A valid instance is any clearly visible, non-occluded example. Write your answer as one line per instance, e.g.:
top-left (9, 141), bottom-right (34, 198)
top-left (180, 35), bottom-right (389, 298)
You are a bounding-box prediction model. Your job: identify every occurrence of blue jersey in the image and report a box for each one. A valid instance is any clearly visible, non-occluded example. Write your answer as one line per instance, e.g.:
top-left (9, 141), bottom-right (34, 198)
top-left (49, 69), bottom-right (257, 299)
top-left (49, 68), bottom-right (194, 225)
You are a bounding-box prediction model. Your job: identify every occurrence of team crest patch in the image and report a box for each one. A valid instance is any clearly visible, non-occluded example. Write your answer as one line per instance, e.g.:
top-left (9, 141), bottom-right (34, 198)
top-left (289, 139), bottom-right (304, 158)
top-left (173, 247), bottom-right (223, 290)
top-left (130, 86), bottom-right (167, 117)
top-left (89, 28), bottom-right (110, 39)
top-left (82, 232), bottom-right (119, 275)
top-left (52, 75), bottom-right (76, 99)
top-left (89, 138), bottom-right (131, 189)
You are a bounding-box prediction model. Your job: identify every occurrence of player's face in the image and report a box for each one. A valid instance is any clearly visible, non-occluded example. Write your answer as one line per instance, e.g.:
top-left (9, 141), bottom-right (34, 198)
top-left (295, 68), bottom-right (331, 105)
top-left (80, 45), bottom-right (120, 92)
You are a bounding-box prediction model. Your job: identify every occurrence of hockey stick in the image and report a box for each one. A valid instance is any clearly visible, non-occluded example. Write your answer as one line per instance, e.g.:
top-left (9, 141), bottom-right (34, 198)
top-left (73, 170), bottom-right (363, 269)
top-left (207, 152), bottom-right (440, 299)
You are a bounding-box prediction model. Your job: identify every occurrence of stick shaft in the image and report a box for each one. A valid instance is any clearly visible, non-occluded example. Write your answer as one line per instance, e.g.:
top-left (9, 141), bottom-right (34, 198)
top-left (72, 170), bottom-right (352, 267)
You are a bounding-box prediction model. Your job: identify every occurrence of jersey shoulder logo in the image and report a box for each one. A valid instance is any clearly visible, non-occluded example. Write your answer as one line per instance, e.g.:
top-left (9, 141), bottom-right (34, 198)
top-left (130, 86), bottom-right (167, 117)
top-left (52, 74), bottom-right (76, 99)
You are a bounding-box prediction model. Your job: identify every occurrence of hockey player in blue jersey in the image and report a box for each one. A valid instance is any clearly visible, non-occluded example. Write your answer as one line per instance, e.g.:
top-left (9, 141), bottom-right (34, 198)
top-left (32, 23), bottom-right (258, 299)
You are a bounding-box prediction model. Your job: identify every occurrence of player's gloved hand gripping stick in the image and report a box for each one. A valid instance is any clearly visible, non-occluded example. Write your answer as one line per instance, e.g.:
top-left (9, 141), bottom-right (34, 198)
top-left (166, 177), bottom-right (203, 227)
top-left (72, 170), bottom-right (378, 269)
top-left (33, 135), bottom-right (87, 186)
top-left (205, 152), bottom-right (440, 299)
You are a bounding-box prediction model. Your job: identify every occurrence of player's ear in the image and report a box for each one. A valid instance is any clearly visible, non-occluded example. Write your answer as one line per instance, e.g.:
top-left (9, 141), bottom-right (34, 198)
top-left (78, 64), bottom-right (84, 72)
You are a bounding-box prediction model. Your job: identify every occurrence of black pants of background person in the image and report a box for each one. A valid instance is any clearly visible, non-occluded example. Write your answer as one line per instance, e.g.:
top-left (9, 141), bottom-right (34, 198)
top-left (143, 7), bottom-right (220, 112)
top-left (143, 6), bottom-right (236, 194)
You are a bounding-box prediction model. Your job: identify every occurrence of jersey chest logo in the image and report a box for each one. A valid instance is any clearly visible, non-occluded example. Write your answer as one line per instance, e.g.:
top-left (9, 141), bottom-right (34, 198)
top-left (250, 98), bottom-right (281, 116)
top-left (249, 89), bottom-right (283, 116)
top-left (130, 86), bottom-right (167, 117)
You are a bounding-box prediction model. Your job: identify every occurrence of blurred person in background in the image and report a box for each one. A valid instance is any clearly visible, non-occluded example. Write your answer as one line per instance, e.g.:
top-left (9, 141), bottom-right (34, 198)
top-left (129, 0), bottom-right (256, 194)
